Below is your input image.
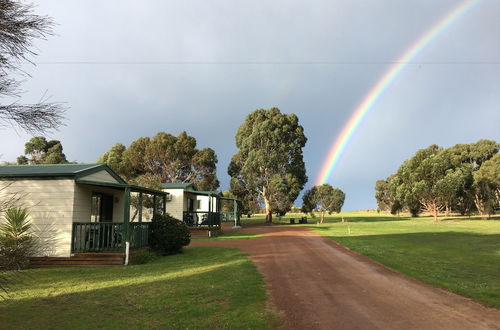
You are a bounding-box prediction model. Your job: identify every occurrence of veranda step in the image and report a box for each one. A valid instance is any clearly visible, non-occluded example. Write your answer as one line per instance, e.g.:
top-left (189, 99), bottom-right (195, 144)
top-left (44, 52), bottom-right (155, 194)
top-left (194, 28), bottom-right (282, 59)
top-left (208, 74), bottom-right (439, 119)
top-left (30, 253), bottom-right (125, 267)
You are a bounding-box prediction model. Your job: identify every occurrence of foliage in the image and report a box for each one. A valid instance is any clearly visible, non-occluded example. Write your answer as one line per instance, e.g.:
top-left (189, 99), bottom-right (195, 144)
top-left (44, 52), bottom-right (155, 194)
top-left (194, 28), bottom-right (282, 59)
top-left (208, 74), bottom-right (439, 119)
top-left (16, 136), bottom-right (68, 164)
top-left (0, 247), bottom-right (276, 328)
top-left (301, 184), bottom-right (345, 223)
top-left (149, 214), bottom-right (191, 255)
top-left (228, 108), bottom-right (308, 223)
top-left (0, 207), bottom-right (37, 270)
top-left (98, 131), bottom-right (219, 190)
top-left (473, 153), bottom-right (500, 217)
top-left (0, 0), bottom-right (64, 133)
top-left (378, 139), bottom-right (498, 220)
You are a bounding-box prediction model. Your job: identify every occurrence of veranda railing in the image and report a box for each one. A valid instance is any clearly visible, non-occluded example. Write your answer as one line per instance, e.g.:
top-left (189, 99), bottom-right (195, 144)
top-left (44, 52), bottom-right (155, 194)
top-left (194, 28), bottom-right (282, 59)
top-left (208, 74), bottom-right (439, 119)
top-left (182, 211), bottom-right (221, 228)
top-left (72, 222), bottom-right (151, 252)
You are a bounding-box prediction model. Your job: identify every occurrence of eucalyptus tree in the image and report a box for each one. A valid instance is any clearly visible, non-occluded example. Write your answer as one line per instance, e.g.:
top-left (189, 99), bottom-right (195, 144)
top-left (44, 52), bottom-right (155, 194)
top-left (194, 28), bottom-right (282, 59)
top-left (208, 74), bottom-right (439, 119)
top-left (228, 108), bottom-right (307, 223)
top-left (390, 145), bottom-right (453, 221)
top-left (17, 136), bottom-right (68, 164)
top-left (472, 153), bottom-right (500, 218)
top-left (98, 131), bottom-right (219, 191)
top-left (302, 184), bottom-right (345, 223)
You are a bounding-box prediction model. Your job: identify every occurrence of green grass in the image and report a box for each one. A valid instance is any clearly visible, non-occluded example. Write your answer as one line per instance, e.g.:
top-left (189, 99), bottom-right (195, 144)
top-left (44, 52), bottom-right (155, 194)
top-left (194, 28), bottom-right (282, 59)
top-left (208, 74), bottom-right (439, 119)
top-left (305, 211), bottom-right (500, 307)
top-left (194, 232), bottom-right (263, 241)
top-left (0, 247), bottom-right (275, 329)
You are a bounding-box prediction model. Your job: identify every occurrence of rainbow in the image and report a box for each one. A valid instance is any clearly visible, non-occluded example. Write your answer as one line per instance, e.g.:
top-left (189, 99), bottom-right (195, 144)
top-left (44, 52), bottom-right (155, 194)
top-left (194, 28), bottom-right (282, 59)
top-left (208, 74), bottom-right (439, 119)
top-left (316, 0), bottom-right (481, 185)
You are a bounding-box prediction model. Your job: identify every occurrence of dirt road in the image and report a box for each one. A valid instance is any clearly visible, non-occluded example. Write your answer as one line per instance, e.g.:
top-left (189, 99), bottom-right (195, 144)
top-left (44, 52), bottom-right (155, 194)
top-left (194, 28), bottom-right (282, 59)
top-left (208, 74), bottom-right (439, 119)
top-left (190, 225), bottom-right (500, 329)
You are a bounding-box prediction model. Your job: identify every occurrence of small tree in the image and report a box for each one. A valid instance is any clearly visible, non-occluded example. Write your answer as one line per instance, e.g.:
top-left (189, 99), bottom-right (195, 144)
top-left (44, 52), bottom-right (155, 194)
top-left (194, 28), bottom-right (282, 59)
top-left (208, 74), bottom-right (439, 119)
top-left (0, 207), bottom-right (37, 270)
top-left (302, 184), bottom-right (345, 223)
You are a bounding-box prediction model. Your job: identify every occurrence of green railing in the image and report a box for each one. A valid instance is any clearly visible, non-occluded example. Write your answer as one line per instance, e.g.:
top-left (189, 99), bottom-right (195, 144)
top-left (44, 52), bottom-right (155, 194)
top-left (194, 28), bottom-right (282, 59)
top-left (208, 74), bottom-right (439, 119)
top-left (130, 222), bottom-right (150, 249)
top-left (72, 222), bottom-right (151, 252)
top-left (72, 222), bottom-right (123, 252)
top-left (183, 211), bottom-right (221, 228)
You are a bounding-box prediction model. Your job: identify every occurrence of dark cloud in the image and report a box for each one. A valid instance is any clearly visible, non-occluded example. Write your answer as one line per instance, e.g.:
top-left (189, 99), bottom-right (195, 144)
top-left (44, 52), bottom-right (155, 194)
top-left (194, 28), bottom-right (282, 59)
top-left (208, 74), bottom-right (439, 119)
top-left (1, 0), bottom-right (498, 210)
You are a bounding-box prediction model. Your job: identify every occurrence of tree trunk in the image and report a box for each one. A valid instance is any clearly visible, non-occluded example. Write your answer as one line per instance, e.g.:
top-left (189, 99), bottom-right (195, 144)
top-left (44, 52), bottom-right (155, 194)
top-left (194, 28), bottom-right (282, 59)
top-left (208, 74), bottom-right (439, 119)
top-left (264, 197), bottom-right (272, 223)
top-left (445, 204), bottom-right (450, 217)
top-left (320, 211), bottom-right (325, 224)
top-left (473, 193), bottom-right (487, 219)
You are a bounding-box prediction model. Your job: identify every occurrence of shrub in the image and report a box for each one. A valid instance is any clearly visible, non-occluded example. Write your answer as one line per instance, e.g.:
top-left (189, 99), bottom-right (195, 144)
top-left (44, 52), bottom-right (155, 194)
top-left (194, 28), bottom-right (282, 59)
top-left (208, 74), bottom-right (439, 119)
top-left (131, 250), bottom-right (158, 265)
top-left (0, 207), bottom-right (37, 270)
top-left (149, 214), bottom-right (191, 255)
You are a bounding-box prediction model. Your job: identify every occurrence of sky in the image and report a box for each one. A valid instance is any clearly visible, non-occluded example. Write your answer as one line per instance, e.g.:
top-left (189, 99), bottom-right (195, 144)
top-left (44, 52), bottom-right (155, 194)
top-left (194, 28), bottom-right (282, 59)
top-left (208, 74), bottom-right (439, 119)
top-left (0, 0), bottom-right (499, 210)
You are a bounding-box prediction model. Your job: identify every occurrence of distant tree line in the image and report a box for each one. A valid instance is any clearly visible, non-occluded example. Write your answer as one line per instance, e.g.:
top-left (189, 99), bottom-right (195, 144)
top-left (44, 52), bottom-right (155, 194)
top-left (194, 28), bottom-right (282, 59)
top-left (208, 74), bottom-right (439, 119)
top-left (375, 139), bottom-right (499, 220)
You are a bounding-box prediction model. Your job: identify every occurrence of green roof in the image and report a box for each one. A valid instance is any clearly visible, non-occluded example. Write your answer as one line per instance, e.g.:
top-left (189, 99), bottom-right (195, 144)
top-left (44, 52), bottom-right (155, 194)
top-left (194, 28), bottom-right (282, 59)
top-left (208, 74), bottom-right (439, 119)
top-left (161, 182), bottom-right (196, 190)
top-left (0, 163), bottom-right (126, 184)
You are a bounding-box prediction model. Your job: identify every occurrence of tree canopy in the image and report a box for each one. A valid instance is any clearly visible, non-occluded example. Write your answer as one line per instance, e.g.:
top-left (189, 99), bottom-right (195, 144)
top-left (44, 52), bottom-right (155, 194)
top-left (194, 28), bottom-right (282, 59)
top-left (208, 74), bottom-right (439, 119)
top-left (16, 136), bottom-right (68, 164)
top-left (98, 131), bottom-right (219, 191)
top-left (302, 184), bottom-right (345, 223)
top-left (228, 108), bottom-right (307, 222)
top-left (376, 139), bottom-right (498, 220)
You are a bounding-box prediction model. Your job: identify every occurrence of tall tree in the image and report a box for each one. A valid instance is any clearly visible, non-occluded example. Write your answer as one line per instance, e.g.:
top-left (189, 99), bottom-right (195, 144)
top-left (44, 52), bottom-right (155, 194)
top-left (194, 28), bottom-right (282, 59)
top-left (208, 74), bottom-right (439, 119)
top-left (17, 136), bottom-right (67, 164)
top-left (0, 0), bottom-right (64, 133)
top-left (99, 131), bottom-right (219, 190)
top-left (228, 108), bottom-right (307, 223)
top-left (302, 184), bottom-right (345, 223)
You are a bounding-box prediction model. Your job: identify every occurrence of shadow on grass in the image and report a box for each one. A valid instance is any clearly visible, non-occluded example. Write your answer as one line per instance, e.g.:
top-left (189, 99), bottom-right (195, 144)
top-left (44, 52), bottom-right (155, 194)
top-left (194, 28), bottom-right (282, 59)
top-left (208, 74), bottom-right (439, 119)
top-left (0, 247), bottom-right (274, 329)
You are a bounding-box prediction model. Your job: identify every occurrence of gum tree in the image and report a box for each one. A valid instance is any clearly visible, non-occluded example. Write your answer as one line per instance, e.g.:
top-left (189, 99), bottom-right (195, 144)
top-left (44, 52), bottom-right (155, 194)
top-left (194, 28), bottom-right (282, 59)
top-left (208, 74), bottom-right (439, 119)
top-left (302, 184), bottom-right (345, 223)
top-left (228, 108), bottom-right (307, 223)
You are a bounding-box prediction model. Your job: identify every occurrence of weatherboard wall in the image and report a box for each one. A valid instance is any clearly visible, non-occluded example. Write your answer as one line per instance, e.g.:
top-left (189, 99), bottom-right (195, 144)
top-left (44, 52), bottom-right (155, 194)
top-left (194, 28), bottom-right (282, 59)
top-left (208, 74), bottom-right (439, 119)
top-left (0, 178), bottom-right (75, 257)
top-left (164, 188), bottom-right (185, 220)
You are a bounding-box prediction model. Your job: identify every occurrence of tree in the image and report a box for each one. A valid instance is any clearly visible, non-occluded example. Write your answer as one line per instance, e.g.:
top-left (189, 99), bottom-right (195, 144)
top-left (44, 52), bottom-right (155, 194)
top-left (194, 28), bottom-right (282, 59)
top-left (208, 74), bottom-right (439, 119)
top-left (16, 136), bottom-right (68, 164)
top-left (0, 0), bottom-right (64, 133)
top-left (446, 140), bottom-right (498, 217)
top-left (472, 153), bottom-right (500, 218)
top-left (381, 139), bottom-right (498, 220)
top-left (301, 184), bottom-right (345, 223)
top-left (96, 143), bottom-right (128, 178)
top-left (374, 178), bottom-right (394, 212)
top-left (228, 108), bottom-right (307, 223)
top-left (99, 131), bottom-right (219, 190)
top-left (390, 145), bottom-right (454, 221)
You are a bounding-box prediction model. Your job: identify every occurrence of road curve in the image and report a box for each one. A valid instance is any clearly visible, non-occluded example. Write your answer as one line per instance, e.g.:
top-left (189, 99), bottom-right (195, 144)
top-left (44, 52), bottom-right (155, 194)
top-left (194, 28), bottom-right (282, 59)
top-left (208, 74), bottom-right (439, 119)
top-left (190, 225), bottom-right (500, 329)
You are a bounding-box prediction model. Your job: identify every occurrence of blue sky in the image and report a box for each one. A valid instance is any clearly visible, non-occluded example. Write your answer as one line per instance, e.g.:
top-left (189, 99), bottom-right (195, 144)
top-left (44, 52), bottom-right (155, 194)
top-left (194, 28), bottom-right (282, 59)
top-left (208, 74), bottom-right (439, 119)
top-left (1, 0), bottom-right (499, 210)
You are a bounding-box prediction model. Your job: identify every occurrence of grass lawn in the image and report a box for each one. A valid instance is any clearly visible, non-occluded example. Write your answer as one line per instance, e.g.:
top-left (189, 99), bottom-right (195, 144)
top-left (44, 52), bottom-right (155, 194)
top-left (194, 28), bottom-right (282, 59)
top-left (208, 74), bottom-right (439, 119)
top-left (304, 211), bottom-right (500, 308)
top-left (0, 247), bottom-right (275, 329)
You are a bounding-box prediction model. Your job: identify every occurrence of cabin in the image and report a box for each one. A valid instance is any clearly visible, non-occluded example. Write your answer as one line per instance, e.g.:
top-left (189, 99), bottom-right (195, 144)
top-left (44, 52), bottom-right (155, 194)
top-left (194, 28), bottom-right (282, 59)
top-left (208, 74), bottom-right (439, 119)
top-left (161, 183), bottom-right (241, 229)
top-left (0, 164), bottom-right (168, 266)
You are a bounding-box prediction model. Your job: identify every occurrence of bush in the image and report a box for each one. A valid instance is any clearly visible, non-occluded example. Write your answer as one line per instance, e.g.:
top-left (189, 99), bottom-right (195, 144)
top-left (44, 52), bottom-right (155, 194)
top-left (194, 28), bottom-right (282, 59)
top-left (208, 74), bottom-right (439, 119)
top-left (149, 214), bottom-right (191, 255)
top-left (0, 207), bottom-right (37, 270)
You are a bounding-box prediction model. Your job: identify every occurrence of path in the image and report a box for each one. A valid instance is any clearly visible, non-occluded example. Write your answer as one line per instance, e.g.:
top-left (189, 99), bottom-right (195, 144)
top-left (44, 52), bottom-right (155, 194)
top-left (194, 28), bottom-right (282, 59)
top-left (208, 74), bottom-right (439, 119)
top-left (190, 225), bottom-right (500, 329)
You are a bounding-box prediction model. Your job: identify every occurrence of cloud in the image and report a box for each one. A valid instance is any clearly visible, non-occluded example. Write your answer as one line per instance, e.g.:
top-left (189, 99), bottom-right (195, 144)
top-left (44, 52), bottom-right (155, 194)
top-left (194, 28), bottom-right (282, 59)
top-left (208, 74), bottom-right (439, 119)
top-left (0, 0), bottom-right (498, 210)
